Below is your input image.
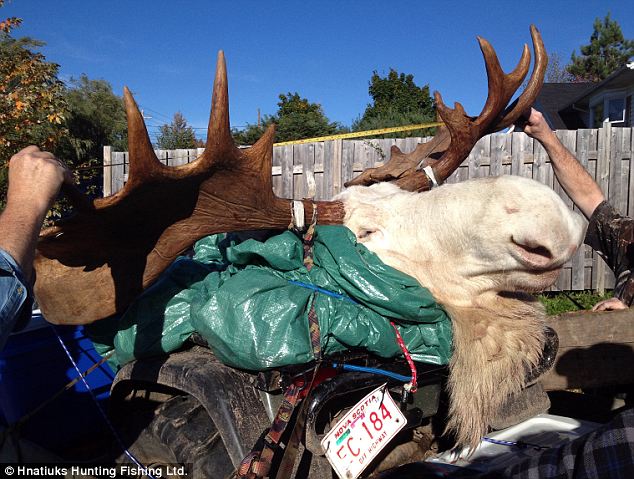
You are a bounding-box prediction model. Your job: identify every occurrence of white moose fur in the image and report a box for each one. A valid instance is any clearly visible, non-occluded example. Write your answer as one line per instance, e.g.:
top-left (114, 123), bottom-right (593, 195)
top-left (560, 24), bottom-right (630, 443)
top-left (336, 175), bottom-right (586, 449)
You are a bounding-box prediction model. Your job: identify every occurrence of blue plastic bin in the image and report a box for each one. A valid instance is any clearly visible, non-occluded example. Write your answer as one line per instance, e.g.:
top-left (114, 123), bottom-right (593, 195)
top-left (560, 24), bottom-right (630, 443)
top-left (0, 312), bottom-right (115, 452)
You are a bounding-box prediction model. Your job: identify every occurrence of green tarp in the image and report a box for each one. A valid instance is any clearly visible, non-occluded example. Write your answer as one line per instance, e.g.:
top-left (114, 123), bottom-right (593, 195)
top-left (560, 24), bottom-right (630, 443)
top-left (88, 226), bottom-right (452, 371)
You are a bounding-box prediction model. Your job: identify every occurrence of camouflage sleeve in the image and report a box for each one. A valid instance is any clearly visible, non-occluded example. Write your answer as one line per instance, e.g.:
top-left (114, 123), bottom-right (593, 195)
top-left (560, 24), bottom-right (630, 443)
top-left (584, 201), bottom-right (634, 306)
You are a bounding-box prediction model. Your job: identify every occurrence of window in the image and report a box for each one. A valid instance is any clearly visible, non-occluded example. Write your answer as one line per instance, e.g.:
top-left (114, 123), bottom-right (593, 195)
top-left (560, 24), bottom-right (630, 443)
top-left (607, 96), bottom-right (625, 124)
top-left (591, 102), bottom-right (604, 128)
top-left (590, 91), bottom-right (628, 127)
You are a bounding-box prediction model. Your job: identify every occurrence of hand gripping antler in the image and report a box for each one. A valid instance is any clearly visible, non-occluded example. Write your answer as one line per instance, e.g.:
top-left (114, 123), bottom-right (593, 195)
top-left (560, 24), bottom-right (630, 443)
top-left (34, 52), bottom-right (345, 325)
top-left (345, 25), bottom-right (547, 192)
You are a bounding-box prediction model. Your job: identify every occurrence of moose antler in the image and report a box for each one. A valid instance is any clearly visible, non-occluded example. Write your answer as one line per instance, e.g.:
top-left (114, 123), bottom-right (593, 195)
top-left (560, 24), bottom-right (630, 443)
top-left (345, 25), bottom-right (547, 191)
top-left (33, 27), bottom-right (546, 325)
top-left (34, 52), bottom-right (345, 324)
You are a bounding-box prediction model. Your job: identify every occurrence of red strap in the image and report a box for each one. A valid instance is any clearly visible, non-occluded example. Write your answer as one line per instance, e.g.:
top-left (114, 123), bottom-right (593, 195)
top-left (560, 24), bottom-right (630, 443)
top-left (390, 321), bottom-right (417, 392)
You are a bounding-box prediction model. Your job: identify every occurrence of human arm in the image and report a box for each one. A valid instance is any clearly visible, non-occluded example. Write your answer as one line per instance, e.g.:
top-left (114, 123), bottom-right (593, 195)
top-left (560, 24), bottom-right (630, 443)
top-left (0, 146), bottom-right (71, 281)
top-left (521, 108), bottom-right (605, 219)
top-left (584, 201), bottom-right (634, 308)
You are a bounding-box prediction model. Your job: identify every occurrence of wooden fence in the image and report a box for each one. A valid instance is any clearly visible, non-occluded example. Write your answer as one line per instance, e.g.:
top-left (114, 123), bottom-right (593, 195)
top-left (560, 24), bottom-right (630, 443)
top-left (104, 125), bottom-right (634, 292)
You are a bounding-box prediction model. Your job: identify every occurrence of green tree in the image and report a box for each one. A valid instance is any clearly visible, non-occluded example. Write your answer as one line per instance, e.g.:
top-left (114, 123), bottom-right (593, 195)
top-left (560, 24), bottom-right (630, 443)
top-left (0, 2), bottom-right (67, 208)
top-left (233, 92), bottom-right (343, 144)
top-left (353, 69), bottom-right (435, 137)
top-left (156, 112), bottom-right (197, 149)
top-left (51, 75), bottom-right (128, 201)
top-left (567, 13), bottom-right (634, 82)
top-left (62, 77), bottom-right (124, 161)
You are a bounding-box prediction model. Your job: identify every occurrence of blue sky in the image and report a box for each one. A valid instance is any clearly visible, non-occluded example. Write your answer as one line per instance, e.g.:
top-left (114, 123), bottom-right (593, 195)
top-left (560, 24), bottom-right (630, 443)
top-left (4, 1), bottom-right (634, 141)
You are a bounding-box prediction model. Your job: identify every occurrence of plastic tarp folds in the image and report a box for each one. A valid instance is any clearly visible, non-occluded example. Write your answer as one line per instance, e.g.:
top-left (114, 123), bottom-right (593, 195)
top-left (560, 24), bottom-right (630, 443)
top-left (88, 226), bottom-right (452, 371)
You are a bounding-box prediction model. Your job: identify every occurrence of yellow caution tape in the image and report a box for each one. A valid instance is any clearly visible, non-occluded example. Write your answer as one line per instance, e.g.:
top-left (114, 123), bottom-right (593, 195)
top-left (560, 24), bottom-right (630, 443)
top-left (273, 122), bottom-right (444, 146)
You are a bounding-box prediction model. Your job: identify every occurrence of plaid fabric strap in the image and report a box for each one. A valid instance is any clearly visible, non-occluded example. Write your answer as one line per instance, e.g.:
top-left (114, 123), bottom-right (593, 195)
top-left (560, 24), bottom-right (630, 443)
top-left (237, 227), bottom-right (321, 479)
top-left (237, 383), bottom-right (304, 478)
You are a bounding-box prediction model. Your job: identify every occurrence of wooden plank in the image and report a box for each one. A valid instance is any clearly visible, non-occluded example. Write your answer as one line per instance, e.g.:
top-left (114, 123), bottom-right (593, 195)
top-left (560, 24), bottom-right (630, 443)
top-left (380, 138), bottom-right (393, 163)
top-left (368, 139), bottom-right (384, 168)
top-left (355, 139), bottom-right (378, 171)
top-left (293, 144), bottom-right (306, 200)
top-left (629, 128), bottom-right (634, 218)
top-left (620, 128), bottom-right (631, 210)
top-left (102, 146), bottom-right (112, 197)
top-left (554, 130), bottom-right (578, 291)
top-left (533, 136), bottom-right (548, 185)
top-left (541, 309), bottom-right (634, 390)
top-left (510, 132), bottom-right (524, 175)
top-left (155, 149), bottom-right (168, 166)
top-left (112, 152), bottom-right (126, 194)
top-left (272, 145), bottom-right (282, 197)
top-left (490, 133), bottom-right (505, 177)
top-left (281, 145), bottom-right (294, 199)
top-left (341, 140), bottom-right (355, 186)
top-left (303, 143), bottom-right (316, 199)
top-left (350, 140), bottom-right (361, 174)
top-left (170, 149), bottom-right (190, 166)
top-left (570, 130), bottom-right (592, 290)
top-left (616, 128), bottom-right (630, 216)
top-left (608, 128), bottom-right (623, 216)
top-left (595, 124), bottom-right (612, 292)
top-left (465, 135), bottom-right (491, 178)
top-left (394, 138), bottom-right (407, 154)
top-left (314, 142), bottom-right (325, 201)
top-left (331, 139), bottom-right (343, 196)
top-left (404, 137), bottom-right (418, 154)
top-left (365, 139), bottom-right (377, 170)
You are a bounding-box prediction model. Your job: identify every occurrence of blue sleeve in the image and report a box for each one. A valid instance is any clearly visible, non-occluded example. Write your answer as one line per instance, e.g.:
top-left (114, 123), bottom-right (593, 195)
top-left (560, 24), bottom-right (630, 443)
top-left (0, 249), bottom-right (31, 351)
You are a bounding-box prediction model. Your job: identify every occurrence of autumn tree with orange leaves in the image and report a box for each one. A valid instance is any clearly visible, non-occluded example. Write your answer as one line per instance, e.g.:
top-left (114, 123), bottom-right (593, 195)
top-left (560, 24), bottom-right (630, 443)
top-left (0, 0), bottom-right (68, 208)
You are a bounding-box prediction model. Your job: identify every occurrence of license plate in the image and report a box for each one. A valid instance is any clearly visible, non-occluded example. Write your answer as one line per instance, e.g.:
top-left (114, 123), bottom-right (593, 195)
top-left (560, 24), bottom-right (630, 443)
top-left (321, 383), bottom-right (407, 479)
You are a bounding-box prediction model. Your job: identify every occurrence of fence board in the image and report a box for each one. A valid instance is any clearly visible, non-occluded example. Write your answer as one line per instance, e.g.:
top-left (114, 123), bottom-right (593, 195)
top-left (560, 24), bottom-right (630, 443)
top-left (272, 145), bottom-right (282, 197)
top-left (629, 128), bottom-right (634, 218)
top-left (102, 146), bottom-right (112, 197)
top-left (105, 127), bottom-right (634, 292)
top-left (281, 145), bottom-right (293, 198)
top-left (314, 142), bottom-right (325, 201)
top-left (331, 139), bottom-right (343, 196)
top-left (111, 152), bottom-right (126, 193)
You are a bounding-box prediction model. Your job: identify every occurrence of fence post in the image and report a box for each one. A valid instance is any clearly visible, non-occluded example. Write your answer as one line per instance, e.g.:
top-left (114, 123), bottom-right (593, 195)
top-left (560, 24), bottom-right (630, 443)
top-left (103, 146), bottom-right (112, 197)
top-left (332, 139), bottom-right (343, 195)
top-left (595, 123), bottom-right (612, 293)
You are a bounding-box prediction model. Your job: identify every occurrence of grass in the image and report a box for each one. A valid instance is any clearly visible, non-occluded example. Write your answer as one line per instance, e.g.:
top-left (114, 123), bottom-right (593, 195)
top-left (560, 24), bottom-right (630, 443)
top-left (538, 290), bottom-right (614, 315)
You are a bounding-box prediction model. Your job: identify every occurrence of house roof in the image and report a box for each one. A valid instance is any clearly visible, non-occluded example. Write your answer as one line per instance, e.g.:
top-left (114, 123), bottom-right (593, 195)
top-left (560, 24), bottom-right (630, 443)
top-left (567, 63), bottom-right (634, 108)
top-left (533, 83), bottom-right (595, 129)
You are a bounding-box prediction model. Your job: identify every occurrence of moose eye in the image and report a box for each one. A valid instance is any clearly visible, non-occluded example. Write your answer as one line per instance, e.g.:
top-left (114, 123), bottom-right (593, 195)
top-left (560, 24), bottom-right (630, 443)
top-left (357, 229), bottom-right (374, 240)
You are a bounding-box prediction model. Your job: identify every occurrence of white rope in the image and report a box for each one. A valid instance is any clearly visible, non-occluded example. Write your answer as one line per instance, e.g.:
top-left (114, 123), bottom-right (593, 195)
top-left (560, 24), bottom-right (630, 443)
top-left (292, 200), bottom-right (305, 230)
top-left (422, 166), bottom-right (439, 188)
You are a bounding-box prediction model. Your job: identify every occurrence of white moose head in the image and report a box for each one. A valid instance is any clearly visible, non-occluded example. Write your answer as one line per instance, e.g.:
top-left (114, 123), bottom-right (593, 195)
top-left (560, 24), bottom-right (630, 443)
top-left (337, 175), bottom-right (585, 448)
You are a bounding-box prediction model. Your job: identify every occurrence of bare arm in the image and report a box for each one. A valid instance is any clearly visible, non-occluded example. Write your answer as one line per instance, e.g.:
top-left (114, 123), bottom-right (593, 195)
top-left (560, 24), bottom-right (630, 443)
top-left (0, 146), bottom-right (71, 281)
top-left (522, 108), bottom-right (605, 219)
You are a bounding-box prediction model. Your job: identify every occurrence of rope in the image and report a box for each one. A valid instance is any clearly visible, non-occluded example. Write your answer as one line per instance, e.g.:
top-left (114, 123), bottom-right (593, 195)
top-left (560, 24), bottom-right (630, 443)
top-left (287, 280), bottom-right (356, 303)
top-left (10, 350), bottom-right (114, 429)
top-left (390, 321), bottom-right (418, 393)
top-left (482, 436), bottom-right (550, 451)
top-left (50, 325), bottom-right (158, 479)
top-left (330, 363), bottom-right (412, 383)
top-left (291, 200), bottom-right (305, 231)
